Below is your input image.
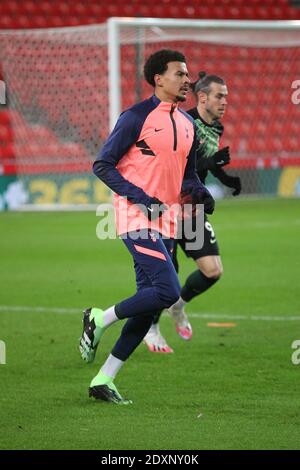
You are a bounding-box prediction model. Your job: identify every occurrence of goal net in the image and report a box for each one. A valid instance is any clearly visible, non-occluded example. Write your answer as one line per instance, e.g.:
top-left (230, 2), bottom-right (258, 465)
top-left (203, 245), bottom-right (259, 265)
top-left (0, 18), bottom-right (300, 210)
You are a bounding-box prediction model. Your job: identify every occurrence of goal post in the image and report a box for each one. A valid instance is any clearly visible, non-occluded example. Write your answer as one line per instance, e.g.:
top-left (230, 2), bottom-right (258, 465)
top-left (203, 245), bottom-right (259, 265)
top-left (107, 18), bottom-right (300, 200)
top-left (107, 17), bottom-right (300, 130)
top-left (0, 18), bottom-right (300, 210)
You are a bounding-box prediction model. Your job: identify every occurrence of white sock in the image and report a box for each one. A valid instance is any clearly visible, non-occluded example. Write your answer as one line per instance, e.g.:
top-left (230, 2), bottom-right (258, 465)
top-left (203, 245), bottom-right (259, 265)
top-left (173, 297), bottom-right (186, 310)
top-left (148, 323), bottom-right (159, 335)
top-left (101, 354), bottom-right (124, 379)
top-left (103, 305), bottom-right (118, 327)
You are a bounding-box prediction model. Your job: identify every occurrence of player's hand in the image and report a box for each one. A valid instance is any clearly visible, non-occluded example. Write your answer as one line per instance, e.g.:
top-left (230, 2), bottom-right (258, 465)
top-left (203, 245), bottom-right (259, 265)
top-left (181, 185), bottom-right (215, 215)
top-left (227, 176), bottom-right (241, 196)
top-left (140, 197), bottom-right (168, 220)
top-left (212, 146), bottom-right (230, 168)
top-left (201, 191), bottom-right (215, 214)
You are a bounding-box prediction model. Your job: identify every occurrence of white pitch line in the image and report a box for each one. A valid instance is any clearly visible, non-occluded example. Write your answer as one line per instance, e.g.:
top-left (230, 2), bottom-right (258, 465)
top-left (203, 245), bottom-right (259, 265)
top-left (0, 305), bottom-right (299, 321)
top-left (214, 219), bottom-right (300, 231)
top-left (0, 305), bottom-right (79, 314)
top-left (188, 313), bottom-right (300, 322)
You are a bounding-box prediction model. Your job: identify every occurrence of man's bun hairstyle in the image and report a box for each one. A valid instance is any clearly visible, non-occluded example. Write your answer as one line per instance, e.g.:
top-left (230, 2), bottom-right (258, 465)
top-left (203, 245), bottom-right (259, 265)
top-left (191, 71), bottom-right (225, 95)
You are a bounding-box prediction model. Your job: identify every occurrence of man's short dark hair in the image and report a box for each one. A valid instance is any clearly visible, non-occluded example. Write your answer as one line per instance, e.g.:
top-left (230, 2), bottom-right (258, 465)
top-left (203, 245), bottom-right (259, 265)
top-left (191, 71), bottom-right (225, 96)
top-left (144, 49), bottom-right (186, 87)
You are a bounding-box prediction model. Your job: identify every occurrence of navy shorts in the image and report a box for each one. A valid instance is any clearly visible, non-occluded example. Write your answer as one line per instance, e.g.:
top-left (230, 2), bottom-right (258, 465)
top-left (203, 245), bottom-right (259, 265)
top-left (117, 229), bottom-right (181, 317)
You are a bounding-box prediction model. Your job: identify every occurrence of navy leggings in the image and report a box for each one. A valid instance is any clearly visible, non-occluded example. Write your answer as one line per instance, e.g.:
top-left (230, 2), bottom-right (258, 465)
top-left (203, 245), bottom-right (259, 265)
top-left (111, 230), bottom-right (180, 361)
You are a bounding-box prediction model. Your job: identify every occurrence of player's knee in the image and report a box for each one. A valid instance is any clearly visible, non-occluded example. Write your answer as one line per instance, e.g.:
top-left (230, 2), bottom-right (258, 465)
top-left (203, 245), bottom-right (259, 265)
top-left (202, 265), bottom-right (223, 280)
top-left (155, 284), bottom-right (180, 309)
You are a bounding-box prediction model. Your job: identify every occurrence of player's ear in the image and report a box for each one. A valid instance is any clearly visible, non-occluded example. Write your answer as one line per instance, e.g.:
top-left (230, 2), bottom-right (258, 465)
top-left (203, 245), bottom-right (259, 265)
top-left (198, 90), bottom-right (207, 104)
top-left (154, 73), bottom-right (163, 87)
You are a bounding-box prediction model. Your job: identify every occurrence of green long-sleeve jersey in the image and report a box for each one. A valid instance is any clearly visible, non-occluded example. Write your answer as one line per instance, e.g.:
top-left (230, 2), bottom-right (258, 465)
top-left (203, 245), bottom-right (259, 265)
top-left (187, 107), bottom-right (224, 184)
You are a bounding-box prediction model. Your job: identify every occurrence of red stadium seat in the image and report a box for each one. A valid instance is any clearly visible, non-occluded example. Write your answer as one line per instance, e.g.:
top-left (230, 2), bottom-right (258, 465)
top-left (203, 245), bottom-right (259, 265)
top-left (0, 142), bottom-right (14, 159)
top-left (0, 111), bottom-right (11, 126)
top-left (1, 0), bottom-right (300, 28)
top-left (0, 124), bottom-right (13, 143)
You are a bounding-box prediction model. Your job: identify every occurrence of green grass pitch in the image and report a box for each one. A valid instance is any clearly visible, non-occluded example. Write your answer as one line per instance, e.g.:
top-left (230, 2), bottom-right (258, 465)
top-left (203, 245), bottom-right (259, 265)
top-left (0, 198), bottom-right (299, 450)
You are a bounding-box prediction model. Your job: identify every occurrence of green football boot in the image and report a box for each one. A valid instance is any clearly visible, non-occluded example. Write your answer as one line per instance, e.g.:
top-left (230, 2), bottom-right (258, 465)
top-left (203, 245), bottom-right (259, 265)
top-left (89, 373), bottom-right (132, 405)
top-left (79, 308), bottom-right (105, 363)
